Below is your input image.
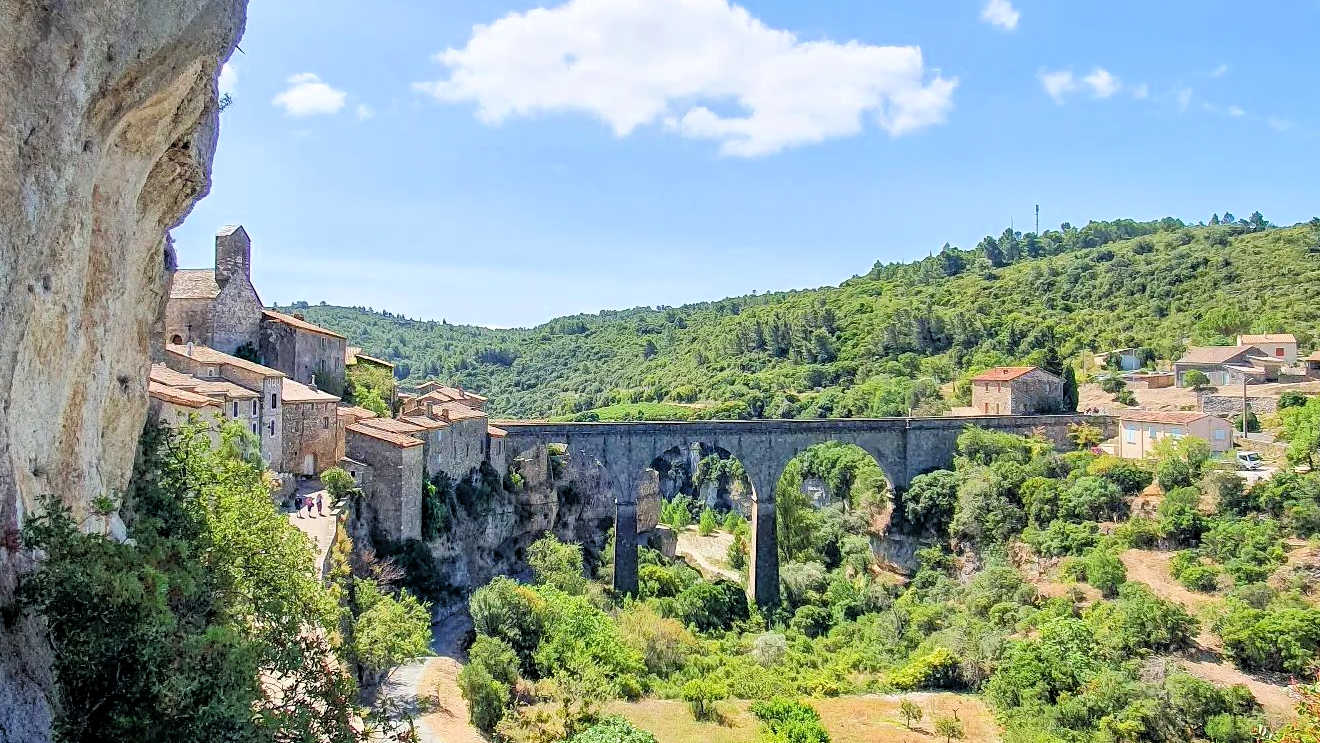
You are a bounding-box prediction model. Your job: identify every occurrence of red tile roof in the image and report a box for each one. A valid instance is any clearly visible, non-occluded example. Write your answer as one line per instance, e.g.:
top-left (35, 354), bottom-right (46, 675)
top-left (345, 422), bottom-right (422, 448)
top-left (487, 426), bottom-right (508, 438)
top-left (166, 343), bottom-right (284, 378)
top-left (359, 417), bottom-right (425, 434)
top-left (1118, 410), bottom-right (1211, 425)
top-left (281, 377), bottom-right (340, 403)
top-left (1176, 346), bottom-right (1255, 365)
top-left (148, 381), bottom-right (220, 409)
top-left (1238, 333), bottom-right (1296, 344)
top-left (262, 309), bottom-right (345, 339)
top-left (971, 366), bottom-right (1040, 382)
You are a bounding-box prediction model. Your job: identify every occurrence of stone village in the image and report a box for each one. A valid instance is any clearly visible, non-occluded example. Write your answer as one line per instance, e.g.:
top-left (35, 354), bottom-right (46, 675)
top-left (149, 225), bottom-right (1306, 606)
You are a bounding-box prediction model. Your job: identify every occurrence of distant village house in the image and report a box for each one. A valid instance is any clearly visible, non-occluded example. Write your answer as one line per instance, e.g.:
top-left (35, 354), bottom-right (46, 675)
top-left (1117, 410), bottom-right (1233, 459)
top-left (1236, 333), bottom-right (1297, 364)
top-left (1173, 345), bottom-right (1281, 387)
top-left (970, 366), bottom-right (1063, 415)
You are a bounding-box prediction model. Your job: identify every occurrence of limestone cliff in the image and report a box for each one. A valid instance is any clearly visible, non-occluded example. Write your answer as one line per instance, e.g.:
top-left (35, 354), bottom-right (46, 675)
top-left (0, 2), bottom-right (246, 740)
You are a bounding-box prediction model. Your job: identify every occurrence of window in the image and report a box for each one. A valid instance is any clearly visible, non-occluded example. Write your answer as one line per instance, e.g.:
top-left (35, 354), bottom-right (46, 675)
top-left (1276, 348), bottom-right (1285, 357)
top-left (1147, 426), bottom-right (1156, 438)
top-left (270, 393), bottom-right (278, 409)
top-left (1125, 427), bottom-right (1136, 444)
top-left (1214, 430), bottom-right (1227, 441)
top-left (232, 401), bottom-right (238, 417)
top-left (269, 421), bottom-right (275, 436)
top-left (251, 400), bottom-right (258, 415)
top-left (251, 423), bottom-right (257, 435)
top-left (322, 416), bottom-right (329, 429)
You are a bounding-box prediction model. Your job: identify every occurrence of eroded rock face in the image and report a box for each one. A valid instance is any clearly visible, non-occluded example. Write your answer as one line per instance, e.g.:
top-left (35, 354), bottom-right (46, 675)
top-left (0, 3), bottom-right (246, 740)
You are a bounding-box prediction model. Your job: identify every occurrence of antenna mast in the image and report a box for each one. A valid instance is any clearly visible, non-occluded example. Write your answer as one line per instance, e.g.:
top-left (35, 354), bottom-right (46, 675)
top-left (1035, 204), bottom-right (1040, 234)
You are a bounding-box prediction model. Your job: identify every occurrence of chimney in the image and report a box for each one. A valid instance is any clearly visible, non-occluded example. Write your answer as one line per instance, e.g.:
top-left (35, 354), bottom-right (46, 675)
top-left (186, 341), bottom-right (194, 357)
top-left (439, 407), bottom-right (450, 422)
top-left (309, 373), bottom-right (318, 391)
top-left (214, 225), bottom-right (251, 288)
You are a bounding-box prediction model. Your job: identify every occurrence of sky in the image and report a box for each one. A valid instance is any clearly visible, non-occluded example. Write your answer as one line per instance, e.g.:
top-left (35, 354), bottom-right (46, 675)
top-left (172, 0), bottom-right (1320, 328)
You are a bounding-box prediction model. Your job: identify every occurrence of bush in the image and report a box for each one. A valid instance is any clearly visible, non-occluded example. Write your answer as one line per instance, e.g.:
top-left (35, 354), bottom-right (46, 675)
top-left (681, 679), bottom-right (727, 721)
top-left (1069, 548), bottom-right (1126, 597)
top-left (790, 605), bottom-right (832, 638)
top-left (468, 635), bottom-right (520, 686)
top-left (676, 580), bottom-right (750, 632)
top-left (752, 632), bottom-right (788, 667)
top-left (529, 533), bottom-right (587, 595)
top-left (1230, 411), bottom-right (1261, 433)
top-left (616, 604), bottom-right (696, 676)
top-left (1216, 602), bottom-right (1320, 674)
top-left (469, 577), bottom-right (545, 674)
top-left (1279, 390), bottom-right (1309, 409)
top-left (457, 663), bottom-right (509, 733)
top-left (1087, 456), bottom-right (1153, 495)
top-left (569, 716), bottom-right (658, 743)
top-left (1184, 369), bottom-right (1212, 390)
top-left (1204, 713), bottom-right (1259, 743)
top-left (1021, 520), bottom-right (1100, 557)
top-left (748, 699), bottom-right (831, 743)
top-left (699, 508), bottom-right (718, 536)
top-left (728, 532), bottom-right (748, 571)
top-left (888, 647), bottom-right (959, 690)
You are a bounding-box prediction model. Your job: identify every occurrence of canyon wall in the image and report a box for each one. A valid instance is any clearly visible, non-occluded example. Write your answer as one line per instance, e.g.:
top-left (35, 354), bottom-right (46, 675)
top-left (0, 2), bottom-right (246, 740)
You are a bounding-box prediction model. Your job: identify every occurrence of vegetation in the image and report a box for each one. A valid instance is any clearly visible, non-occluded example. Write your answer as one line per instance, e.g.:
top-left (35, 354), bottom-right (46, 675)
top-left (283, 218), bottom-right (1320, 421)
top-left (19, 421), bottom-right (429, 743)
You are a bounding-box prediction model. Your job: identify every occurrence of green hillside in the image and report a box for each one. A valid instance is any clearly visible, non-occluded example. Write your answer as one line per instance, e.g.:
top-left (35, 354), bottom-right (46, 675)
top-left (286, 216), bottom-right (1320, 419)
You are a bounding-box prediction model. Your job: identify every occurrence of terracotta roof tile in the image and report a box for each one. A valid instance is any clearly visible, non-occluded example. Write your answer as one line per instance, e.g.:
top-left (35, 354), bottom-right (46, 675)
top-left (169, 269), bottom-right (220, 299)
top-left (166, 344), bottom-right (285, 378)
top-left (281, 377), bottom-right (339, 403)
top-left (336, 405), bottom-right (378, 420)
top-left (487, 426), bottom-right (508, 438)
top-left (1176, 346), bottom-right (1255, 365)
top-left (359, 417), bottom-right (426, 434)
top-left (401, 415), bottom-right (448, 430)
top-left (971, 366), bottom-right (1041, 382)
top-left (192, 380), bottom-right (259, 399)
top-left (150, 363), bottom-right (201, 388)
top-left (148, 381), bottom-right (220, 409)
top-left (346, 422), bottom-right (422, 448)
top-left (1238, 333), bottom-right (1296, 344)
top-left (262, 309), bottom-right (345, 339)
top-left (1119, 410), bottom-right (1212, 425)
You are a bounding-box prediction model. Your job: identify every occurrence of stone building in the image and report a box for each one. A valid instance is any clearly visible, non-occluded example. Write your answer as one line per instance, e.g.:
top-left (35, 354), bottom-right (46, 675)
top-left (345, 423), bottom-right (423, 542)
top-left (1117, 410), bottom-right (1233, 459)
top-left (1236, 333), bottom-right (1298, 364)
top-left (149, 363), bottom-right (260, 436)
top-left (147, 381), bottom-right (222, 436)
top-left (410, 382), bottom-right (487, 411)
top-left (970, 366), bottom-right (1064, 415)
top-left (260, 309), bottom-right (347, 396)
top-left (165, 343), bottom-right (284, 463)
top-left (1173, 346), bottom-right (1279, 387)
top-left (279, 378), bottom-right (341, 475)
top-left (165, 225), bottom-right (264, 355)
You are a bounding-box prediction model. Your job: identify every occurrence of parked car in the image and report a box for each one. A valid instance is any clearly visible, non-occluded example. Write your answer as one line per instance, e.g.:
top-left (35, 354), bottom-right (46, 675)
top-left (1236, 451), bottom-right (1264, 471)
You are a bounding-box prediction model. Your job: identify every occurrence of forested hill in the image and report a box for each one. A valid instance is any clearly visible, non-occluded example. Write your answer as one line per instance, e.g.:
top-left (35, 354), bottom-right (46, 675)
top-left (285, 216), bottom-right (1320, 419)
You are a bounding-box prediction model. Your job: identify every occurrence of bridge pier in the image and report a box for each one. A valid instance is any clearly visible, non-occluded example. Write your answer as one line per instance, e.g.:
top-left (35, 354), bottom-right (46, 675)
top-left (613, 499), bottom-right (639, 596)
top-left (747, 495), bottom-right (778, 610)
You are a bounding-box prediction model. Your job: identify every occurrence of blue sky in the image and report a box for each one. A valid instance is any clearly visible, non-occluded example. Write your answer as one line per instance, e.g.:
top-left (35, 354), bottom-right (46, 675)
top-left (172, 0), bottom-right (1320, 328)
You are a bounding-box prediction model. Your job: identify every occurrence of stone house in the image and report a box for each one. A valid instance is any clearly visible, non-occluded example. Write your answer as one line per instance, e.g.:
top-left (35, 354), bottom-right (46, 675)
top-left (1305, 350), bottom-right (1320, 378)
top-left (488, 425), bottom-right (508, 473)
top-left (970, 366), bottom-right (1063, 415)
top-left (260, 309), bottom-right (347, 396)
top-left (410, 382), bottom-right (487, 411)
top-left (164, 225), bottom-right (263, 355)
top-left (147, 381), bottom-right (222, 439)
top-left (1117, 410), bottom-right (1233, 459)
top-left (1173, 346), bottom-right (1278, 387)
top-left (345, 423), bottom-right (423, 542)
top-left (1094, 348), bottom-right (1143, 371)
top-left (150, 362), bottom-right (261, 436)
top-left (165, 343), bottom-right (284, 463)
top-left (1122, 370), bottom-right (1175, 389)
top-left (1236, 333), bottom-right (1298, 364)
top-left (279, 377), bottom-right (341, 475)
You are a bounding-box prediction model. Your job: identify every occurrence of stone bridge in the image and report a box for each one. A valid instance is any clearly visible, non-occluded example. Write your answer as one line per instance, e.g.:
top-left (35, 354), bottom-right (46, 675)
top-left (497, 414), bottom-right (1115, 608)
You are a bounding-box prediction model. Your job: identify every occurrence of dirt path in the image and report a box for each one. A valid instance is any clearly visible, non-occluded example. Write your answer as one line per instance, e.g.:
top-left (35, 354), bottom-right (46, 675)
top-left (676, 528), bottom-right (741, 582)
top-left (285, 484), bottom-right (337, 578)
top-left (1177, 655), bottom-right (1298, 724)
top-left (385, 611), bottom-right (483, 743)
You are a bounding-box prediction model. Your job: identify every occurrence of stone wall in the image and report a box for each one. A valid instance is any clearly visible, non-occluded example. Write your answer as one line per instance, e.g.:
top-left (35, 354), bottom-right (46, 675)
top-left (280, 400), bottom-right (340, 475)
top-left (346, 430), bottom-right (423, 542)
top-left (210, 274), bottom-right (262, 355)
top-left (0, 3), bottom-right (247, 740)
top-left (1198, 392), bottom-right (1279, 416)
top-left (164, 295), bottom-right (214, 345)
top-left (434, 417), bottom-right (489, 477)
top-left (259, 320), bottom-right (346, 397)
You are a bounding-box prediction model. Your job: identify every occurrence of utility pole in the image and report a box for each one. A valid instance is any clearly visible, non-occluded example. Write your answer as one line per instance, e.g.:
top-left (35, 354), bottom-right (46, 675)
top-left (1242, 374), bottom-right (1249, 437)
top-left (1035, 204), bottom-right (1040, 234)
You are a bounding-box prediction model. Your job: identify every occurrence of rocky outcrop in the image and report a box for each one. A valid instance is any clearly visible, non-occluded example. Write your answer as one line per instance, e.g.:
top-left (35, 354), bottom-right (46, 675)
top-left (0, 3), bottom-right (246, 741)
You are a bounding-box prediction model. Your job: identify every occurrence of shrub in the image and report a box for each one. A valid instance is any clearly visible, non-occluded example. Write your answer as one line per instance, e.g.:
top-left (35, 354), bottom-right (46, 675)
top-left (790, 604), bottom-right (832, 638)
top-left (1184, 369), bottom-right (1212, 390)
top-left (699, 508), bottom-right (718, 536)
top-left (1216, 602), bottom-right (1320, 674)
top-left (748, 699), bottom-right (831, 743)
top-left (1086, 582), bottom-right (1197, 653)
top-left (457, 663), bottom-right (508, 734)
top-left (1204, 713), bottom-right (1259, 743)
top-left (469, 577), bottom-right (545, 674)
top-left (728, 532), bottom-right (748, 570)
top-left (529, 533), bottom-right (587, 595)
top-left (1022, 520), bottom-right (1100, 557)
top-left (888, 646), bottom-right (959, 690)
top-left (569, 716), bottom-right (658, 743)
top-left (468, 635), bottom-right (520, 686)
top-left (1230, 411), bottom-right (1261, 433)
top-left (681, 679), bottom-right (727, 721)
top-left (1279, 390), bottom-right (1309, 409)
top-left (676, 580), bottom-right (750, 632)
top-left (1087, 456), bottom-right (1153, 495)
top-left (616, 604), bottom-right (696, 676)
top-left (752, 633), bottom-right (788, 667)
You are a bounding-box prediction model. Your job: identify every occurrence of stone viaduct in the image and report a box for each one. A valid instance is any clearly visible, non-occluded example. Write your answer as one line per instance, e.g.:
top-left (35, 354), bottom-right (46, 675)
top-left (497, 413), bottom-right (1115, 609)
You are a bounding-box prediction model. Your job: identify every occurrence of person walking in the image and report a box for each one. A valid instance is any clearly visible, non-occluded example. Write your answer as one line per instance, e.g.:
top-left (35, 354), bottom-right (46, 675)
top-left (316, 491), bottom-right (325, 517)
top-left (294, 493), bottom-right (305, 518)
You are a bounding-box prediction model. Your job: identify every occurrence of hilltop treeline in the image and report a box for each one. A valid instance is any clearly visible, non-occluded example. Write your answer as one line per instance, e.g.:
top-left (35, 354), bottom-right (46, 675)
top-left (286, 214), bottom-right (1320, 419)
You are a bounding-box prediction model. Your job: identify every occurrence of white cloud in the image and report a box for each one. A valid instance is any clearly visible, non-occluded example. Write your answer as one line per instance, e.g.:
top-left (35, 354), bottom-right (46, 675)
top-left (1211, 63), bottom-right (1229, 78)
top-left (1267, 116), bottom-right (1293, 132)
top-left (356, 103), bottom-right (375, 120)
top-left (1082, 67), bottom-right (1120, 98)
top-left (1038, 69), bottom-right (1078, 103)
top-left (413, 0), bottom-right (956, 156)
top-left (1175, 87), bottom-right (1193, 112)
top-left (980, 0), bottom-right (1020, 30)
top-left (272, 73), bottom-right (347, 117)
top-left (218, 62), bottom-right (238, 97)
top-left (1227, 105), bottom-right (1245, 117)
top-left (1131, 82), bottom-right (1149, 100)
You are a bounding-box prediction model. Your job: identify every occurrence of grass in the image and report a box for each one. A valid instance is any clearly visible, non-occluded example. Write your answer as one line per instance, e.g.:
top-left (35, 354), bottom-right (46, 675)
top-left (602, 693), bottom-right (999, 743)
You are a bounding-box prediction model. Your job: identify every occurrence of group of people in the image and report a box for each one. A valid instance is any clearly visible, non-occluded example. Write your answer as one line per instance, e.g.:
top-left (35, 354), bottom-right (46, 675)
top-left (294, 490), bottom-right (325, 518)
